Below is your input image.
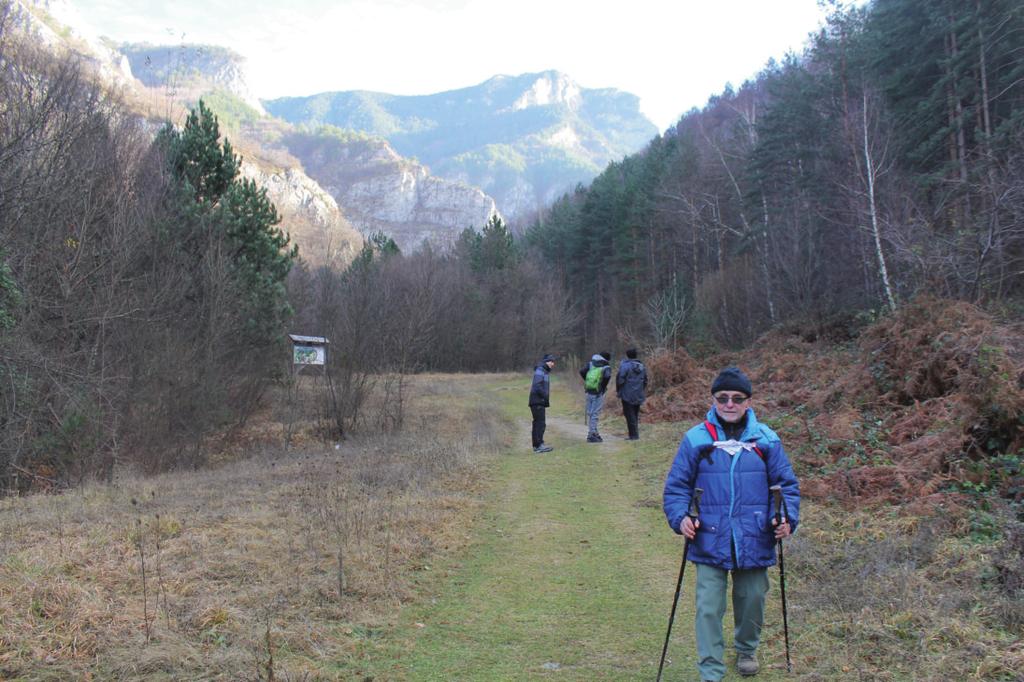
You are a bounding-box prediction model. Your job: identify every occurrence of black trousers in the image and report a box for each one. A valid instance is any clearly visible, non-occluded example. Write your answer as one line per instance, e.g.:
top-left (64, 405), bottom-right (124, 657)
top-left (622, 401), bottom-right (641, 439)
top-left (531, 405), bottom-right (546, 447)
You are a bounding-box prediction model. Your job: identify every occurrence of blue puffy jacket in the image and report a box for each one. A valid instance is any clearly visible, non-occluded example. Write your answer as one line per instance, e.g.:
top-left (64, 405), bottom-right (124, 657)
top-left (663, 407), bottom-right (800, 570)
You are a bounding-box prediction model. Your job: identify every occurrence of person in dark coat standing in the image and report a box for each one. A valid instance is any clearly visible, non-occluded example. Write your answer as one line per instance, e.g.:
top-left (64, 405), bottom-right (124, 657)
top-left (528, 354), bottom-right (556, 453)
top-left (616, 348), bottom-right (648, 440)
top-left (663, 366), bottom-right (800, 681)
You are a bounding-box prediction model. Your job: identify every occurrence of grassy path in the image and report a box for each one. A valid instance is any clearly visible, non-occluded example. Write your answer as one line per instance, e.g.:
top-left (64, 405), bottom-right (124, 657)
top-left (359, 376), bottom-right (791, 681)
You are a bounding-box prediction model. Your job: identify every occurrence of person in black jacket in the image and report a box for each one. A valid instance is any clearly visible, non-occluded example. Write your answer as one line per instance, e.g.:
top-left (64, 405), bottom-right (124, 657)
top-left (616, 348), bottom-right (649, 440)
top-left (529, 354), bottom-right (556, 453)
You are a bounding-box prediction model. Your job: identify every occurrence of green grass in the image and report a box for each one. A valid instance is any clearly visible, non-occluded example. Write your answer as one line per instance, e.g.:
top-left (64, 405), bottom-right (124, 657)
top-left (3, 374), bottom-right (1020, 679)
top-left (348, 375), bottom-right (794, 680)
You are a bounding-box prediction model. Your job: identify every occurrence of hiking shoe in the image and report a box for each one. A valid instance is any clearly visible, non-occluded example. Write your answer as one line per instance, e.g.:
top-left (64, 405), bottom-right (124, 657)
top-left (534, 444), bottom-right (553, 453)
top-left (736, 652), bottom-right (759, 676)
top-left (586, 434), bottom-right (600, 443)
top-left (594, 434), bottom-right (603, 442)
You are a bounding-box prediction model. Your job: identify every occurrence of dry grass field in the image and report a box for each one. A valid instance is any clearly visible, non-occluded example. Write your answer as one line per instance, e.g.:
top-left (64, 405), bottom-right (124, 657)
top-left (0, 374), bottom-right (514, 680)
top-left (2, 362), bottom-right (1022, 681)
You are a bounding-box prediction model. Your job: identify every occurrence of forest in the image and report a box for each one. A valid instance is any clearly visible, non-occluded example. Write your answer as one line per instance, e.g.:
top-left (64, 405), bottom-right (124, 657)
top-left (0, 2), bottom-right (571, 487)
top-left (528, 0), bottom-right (1024, 352)
top-left (2, 0), bottom-right (1023, 484)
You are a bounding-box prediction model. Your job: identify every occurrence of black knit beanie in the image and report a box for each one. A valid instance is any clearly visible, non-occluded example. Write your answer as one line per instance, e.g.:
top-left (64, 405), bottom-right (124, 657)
top-left (711, 366), bottom-right (752, 397)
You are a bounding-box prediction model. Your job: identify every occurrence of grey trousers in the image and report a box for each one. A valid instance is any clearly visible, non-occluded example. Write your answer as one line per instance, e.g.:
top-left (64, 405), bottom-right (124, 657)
top-left (585, 392), bottom-right (605, 436)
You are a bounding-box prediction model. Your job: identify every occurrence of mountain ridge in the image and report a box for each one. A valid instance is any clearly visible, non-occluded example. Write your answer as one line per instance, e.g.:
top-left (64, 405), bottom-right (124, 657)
top-left (280, 126), bottom-right (499, 250)
top-left (264, 70), bottom-right (658, 218)
top-left (12, 2), bottom-right (653, 250)
top-left (115, 41), bottom-right (503, 251)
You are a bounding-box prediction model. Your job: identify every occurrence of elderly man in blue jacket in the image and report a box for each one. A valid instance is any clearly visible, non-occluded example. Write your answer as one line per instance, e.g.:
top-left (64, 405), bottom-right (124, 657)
top-left (663, 366), bottom-right (800, 682)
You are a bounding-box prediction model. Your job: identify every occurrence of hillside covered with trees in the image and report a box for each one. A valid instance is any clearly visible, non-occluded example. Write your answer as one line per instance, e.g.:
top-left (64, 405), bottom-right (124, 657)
top-left (0, 6), bottom-right (574, 488)
top-left (0, 11), bottom-right (296, 485)
top-left (526, 0), bottom-right (1024, 352)
top-left (3, 0), bottom-right (1024, 488)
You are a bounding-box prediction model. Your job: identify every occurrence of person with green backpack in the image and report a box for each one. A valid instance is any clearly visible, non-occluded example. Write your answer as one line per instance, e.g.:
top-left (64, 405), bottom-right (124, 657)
top-left (579, 351), bottom-right (612, 442)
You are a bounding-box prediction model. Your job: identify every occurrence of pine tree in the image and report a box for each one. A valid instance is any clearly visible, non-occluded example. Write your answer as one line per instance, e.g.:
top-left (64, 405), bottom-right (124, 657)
top-left (475, 215), bottom-right (516, 272)
top-left (161, 100), bottom-right (238, 207)
top-left (158, 99), bottom-right (297, 348)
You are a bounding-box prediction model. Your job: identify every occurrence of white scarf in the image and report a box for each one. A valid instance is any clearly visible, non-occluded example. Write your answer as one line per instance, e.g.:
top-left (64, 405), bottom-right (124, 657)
top-left (712, 439), bottom-right (759, 457)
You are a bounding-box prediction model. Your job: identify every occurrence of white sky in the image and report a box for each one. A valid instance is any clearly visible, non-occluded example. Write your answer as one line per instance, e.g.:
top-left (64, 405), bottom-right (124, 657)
top-left (64, 0), bottom-right (838, 131)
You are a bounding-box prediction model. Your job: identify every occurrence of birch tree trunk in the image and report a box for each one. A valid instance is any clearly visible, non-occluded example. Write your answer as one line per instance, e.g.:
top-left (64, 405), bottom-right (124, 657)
top-left (861, 90), bottom-right (897, 311)
top-left (759, 192), bottom-right (777, 323)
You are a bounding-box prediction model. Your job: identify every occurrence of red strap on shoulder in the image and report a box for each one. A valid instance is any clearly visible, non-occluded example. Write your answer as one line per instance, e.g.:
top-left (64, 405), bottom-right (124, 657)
top-left (706, 419), bottom-right (766, 461)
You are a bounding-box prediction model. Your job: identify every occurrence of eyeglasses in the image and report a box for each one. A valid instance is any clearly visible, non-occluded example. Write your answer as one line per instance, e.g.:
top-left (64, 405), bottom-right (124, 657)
top-left (714, 394), bottom-right (748, 405)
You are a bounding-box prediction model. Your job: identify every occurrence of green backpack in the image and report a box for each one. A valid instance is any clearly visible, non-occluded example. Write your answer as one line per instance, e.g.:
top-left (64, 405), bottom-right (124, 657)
top-left (584, 364), bottom-right (604, 392)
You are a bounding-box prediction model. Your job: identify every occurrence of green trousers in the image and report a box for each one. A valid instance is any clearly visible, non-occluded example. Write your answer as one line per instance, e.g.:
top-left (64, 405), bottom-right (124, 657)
top-left (694, 563), bottom-right (769, 681)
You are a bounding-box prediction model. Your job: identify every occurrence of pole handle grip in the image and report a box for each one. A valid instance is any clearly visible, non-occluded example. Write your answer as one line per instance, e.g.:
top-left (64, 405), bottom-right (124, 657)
top-left (770, 484), bottom-right (784, 524)
top-left (689, 487), bottom-right (704, 518)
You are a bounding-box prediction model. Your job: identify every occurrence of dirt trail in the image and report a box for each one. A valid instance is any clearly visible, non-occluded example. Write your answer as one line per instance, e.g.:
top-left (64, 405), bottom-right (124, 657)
top-left (369, 384), bottom-right (700, 680)
top-left (546, 412), bottom-right (623, 445)
top-left (360, 379), bottom-right (794, 680)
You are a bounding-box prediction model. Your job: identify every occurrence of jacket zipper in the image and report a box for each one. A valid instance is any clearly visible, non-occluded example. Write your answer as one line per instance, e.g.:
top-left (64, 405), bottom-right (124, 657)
top-left (729, 448), bottom-right (743, 568)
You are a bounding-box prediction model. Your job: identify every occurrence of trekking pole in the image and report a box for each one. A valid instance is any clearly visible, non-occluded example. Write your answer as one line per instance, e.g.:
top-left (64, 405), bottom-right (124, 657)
top-left (655, 487), bottom-right (703, 682)
top-left (770, 485), bottom-right (792, 673)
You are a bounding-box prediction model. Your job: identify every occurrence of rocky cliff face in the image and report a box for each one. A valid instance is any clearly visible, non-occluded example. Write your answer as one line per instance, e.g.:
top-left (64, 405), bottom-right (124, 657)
top-left (283, 131), bottom-right (498, 251)
top-left (6, 7), bottom-right (362, 266)
top-left (509, 70), bottom-right (582, 111)
top-left (8, 0), bottom-right (134, 87)
top-left (118, 43), bottom-right (266, 115)
top-left (239, 160), bottom-right (363, 268)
